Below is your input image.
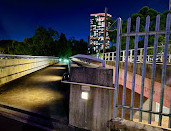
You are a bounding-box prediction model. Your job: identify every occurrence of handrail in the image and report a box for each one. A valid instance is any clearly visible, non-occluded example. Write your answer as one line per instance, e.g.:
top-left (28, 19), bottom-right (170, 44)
top-left (0, 54), bottom-right (59, 59)
top-left (61, 80), bottom-right (115, 90)
top-left (97, 44), bottom-right (171, 63)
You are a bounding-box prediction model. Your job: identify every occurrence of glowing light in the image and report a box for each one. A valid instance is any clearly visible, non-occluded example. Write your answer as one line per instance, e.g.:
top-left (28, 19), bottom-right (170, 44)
top-left (48, 66), bottom-right (66, 70)
top-left (63, 59), bottom-right (69, 63)
top-left (59, 58), bottom-right (62, 62)
top-left (81, 92), bottom-right (88, 100)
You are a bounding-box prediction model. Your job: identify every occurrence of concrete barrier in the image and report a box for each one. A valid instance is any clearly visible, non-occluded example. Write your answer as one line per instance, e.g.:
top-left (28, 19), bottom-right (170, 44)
top-left (106, 61), bottom-right (171, 108)
top-left (69, 66), bottom-right (113, 131)
top-left (106, 61), bottom-right (170, 127)
top-left (0, 57), bottom-right (58, 86)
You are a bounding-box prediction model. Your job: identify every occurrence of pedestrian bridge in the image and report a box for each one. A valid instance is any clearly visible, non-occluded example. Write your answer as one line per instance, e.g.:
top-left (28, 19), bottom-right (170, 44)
top-left (0, 53), bottom-right (170, 130)
top-left (0, 54), bottom-right (79, 130)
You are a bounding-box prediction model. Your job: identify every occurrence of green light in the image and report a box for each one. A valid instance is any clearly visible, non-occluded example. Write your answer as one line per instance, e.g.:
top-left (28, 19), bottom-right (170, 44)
top-left (64, 59), bottom-right (69, 63)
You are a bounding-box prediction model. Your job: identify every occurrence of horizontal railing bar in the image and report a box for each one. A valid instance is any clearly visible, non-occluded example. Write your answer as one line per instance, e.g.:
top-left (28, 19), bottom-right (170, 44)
top-left (0, 63), bottom-right (50, 80)
top-left (0, 60), bottom-right (54, 69)
top-left (61, 80), bottom-right (115, 90)
top-left (102, 45), bottom-right (171, 55)
top-left (121, 30), bottom-right (171, 37)
top-left (0, 54), bottom-right (59, 59)
top-left (117, 105), bottom-right (170, 116)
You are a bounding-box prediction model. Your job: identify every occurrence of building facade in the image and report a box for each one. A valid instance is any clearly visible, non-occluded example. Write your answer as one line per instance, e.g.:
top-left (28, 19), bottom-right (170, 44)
top-left (90, 13), bottom-right (112, 53)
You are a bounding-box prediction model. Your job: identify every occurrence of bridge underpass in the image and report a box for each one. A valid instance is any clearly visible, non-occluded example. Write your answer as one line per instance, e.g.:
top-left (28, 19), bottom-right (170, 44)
top-left (0, 63), bottom-right (87, 130)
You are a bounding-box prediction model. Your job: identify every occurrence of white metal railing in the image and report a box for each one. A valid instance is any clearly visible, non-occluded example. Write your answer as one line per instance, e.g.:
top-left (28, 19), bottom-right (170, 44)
top-left (98, 45), bottom-right (171, 63)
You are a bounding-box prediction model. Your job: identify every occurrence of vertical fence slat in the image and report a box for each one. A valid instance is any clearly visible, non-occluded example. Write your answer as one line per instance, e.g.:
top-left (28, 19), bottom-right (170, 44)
top-left (158, 13), bottom-right (171, 126)
top-left (139, 16), bottom-right (150, 122)
top-left (113, 18), bottom-right (122, 119)
top-left (169, 101), bottom-right (171, 128)
top-left (130, 17), bottom-right (140, 121)
top-left (121, 18), bottom-right (131, 118)
top-left (148, 14), bottom-right (160, 124)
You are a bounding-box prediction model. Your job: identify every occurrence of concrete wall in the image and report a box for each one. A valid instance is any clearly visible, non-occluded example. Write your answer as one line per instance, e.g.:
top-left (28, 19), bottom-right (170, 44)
top-left (106, 61), bottom-right (171, 108)
top-left (0, 58), bottom-right (57, 86)
top-left (105, 61), bottom-right (170, 125)
top-left (69, 66), bottom-right (113, 131)
top-left (106, 61), bottom-right (171, 87)
top-left (117, 85), bottom-right (156, 121)
top-left (109, 118), bottom-right (168, 131)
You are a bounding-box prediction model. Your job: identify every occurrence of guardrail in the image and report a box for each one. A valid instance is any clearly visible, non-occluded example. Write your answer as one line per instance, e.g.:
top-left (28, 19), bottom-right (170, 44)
top-left (0, 54), bottom-right (59, 86)
top-left (98, 45), bottom-right (171, 63)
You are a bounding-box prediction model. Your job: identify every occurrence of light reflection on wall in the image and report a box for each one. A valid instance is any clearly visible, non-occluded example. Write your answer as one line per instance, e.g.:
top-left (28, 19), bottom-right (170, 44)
top-left (30, 75), bottom-right (63, 82)
top-left (48, 67), bottom-right (66, 70)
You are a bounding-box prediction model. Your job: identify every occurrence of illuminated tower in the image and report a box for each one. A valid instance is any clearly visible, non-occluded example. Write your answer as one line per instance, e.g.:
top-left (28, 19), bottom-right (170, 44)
top-left (90, 13), bottom-right (112, 53)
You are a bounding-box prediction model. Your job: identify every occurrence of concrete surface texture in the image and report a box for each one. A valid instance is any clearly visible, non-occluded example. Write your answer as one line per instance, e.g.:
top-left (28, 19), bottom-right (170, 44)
top-left (106, 61), bottom-right (171, 108)
top-left (109, 118), bottom-right (170, 131)
top-left (0, 63), bottom-right (88, 130)
top-left (0, 58), bottom-right (56, 86)
top-left (69, 66), bottom-right (113, 131)
top-left (106, 61), bottom-right (170, 129)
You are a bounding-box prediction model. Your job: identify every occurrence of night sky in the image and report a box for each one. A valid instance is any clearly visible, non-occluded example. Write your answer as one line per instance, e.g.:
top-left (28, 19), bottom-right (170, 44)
top-left (0, 0), bottom-right (169, 42)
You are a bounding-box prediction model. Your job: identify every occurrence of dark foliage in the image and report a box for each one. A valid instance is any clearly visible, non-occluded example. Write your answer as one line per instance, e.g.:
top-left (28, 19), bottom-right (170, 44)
top-left (0, 26), bottom-right (88, 58)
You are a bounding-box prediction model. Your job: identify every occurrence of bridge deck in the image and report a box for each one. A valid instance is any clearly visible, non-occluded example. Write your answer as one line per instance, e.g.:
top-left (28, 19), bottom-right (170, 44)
top-left (0, 63), bottom-right (76, 130)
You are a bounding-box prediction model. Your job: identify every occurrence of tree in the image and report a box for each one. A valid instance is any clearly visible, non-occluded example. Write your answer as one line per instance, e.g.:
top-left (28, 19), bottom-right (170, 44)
top-left (108, 6), bottom-right (171, 52)
top-left (56, 33), bottom-right (72, 58)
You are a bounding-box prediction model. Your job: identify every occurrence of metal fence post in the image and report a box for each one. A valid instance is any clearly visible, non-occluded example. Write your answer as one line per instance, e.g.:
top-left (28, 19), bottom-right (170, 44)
top-left (113, 17), bottom-right (122, 120)
top-left (158, 13), bottom-right (171, 126)
top-left (121, 18), bottom-right (131, 118)
top-left (139, 15), bottom-right (150, 122)
top-left (148, 14), bottom-right (160, 124)
top-left (130, 17), bottom-right (140, 120)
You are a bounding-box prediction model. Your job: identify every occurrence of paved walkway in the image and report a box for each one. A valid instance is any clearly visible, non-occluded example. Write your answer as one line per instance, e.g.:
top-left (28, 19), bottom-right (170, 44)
top-left (0, 63), bottom-right (80, 130)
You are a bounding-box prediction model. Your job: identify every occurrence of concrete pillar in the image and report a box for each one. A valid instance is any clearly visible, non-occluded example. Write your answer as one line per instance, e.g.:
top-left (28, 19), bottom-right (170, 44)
top-left (69, 66), bottom-right (113, 131)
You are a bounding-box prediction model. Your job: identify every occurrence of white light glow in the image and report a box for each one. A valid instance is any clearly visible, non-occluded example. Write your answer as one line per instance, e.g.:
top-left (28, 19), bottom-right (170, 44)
top-left (81, 92), bottom-right (88, 100)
